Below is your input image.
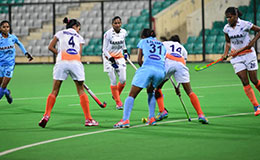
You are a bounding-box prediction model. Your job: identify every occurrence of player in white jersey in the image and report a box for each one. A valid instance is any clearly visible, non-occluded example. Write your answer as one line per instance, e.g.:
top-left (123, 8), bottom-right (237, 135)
top-left (102, 16), bottom-right (129, 110)
top-left (39, 17), bottom-right (98, 128)
top-left (155, 35), bottom-right (208, 124)
top-left (221, 7), bottom-right (260, 116)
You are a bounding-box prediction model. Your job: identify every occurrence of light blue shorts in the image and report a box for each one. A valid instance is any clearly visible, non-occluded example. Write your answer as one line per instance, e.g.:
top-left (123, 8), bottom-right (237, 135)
top-left (132, 65), bottom-right (165, 88)
top-left (0, 64), bottom-right (14, 78)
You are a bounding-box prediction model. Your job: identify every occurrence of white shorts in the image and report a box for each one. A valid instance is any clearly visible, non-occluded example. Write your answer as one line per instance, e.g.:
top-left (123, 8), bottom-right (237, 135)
top-left (53, 61), bottom-right (85, 81)
top-left (230, 51), bottom-right (258, 73)
top-left (164, 59), bottom-right (190, 83)
top-left (102, 53), bottom-right (126, 72)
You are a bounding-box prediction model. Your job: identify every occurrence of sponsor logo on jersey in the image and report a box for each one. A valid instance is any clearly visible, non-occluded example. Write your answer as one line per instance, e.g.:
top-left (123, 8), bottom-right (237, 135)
top-left (66, 48), bottom-right (78, 55)
top-left (110, 40), bottom-right (124, 45)
top-left (149, 54), bottom-right (161, 60)
top-left (170, 52), bottom-right (182, 58)
top-left (0, 45), bottom-right (14, 50)
top-left (229, 33), bottom-right (244, 39)
top-left (63, 31), bottom-right (79, 38)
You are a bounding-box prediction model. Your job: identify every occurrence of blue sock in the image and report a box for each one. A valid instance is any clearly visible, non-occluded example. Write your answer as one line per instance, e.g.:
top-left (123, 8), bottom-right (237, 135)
top-left (123, 96), bottom-right (134, 121)
top-left (254, 105), bottom-right (259, 111)
top-left (148, 92), bottom-right (156, 119)
top-left (0, 87), bottom-right (6, 100)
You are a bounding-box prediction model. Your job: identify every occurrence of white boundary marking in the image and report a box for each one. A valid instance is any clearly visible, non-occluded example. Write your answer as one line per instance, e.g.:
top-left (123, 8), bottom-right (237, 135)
top-left (0, 112), bottom-right (252, 157)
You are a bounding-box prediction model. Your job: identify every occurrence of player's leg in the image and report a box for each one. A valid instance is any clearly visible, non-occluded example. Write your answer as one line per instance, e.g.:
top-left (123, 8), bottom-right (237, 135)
top-left (1, 77), bottom-right (12, 104)
top-left (182, 82), bottom-right (208, 124)
top-left (248, 70), bottom-right (260, 116)
top-left (75, 80), bottom-right (99, 126)
top-left (0, 66), bottom-right (14, 103)
top-left (114, 85), bottom-right (142, 128)
top-left (155, 79), bottom-right (168, 121)
top-left (146, 84), bottom-right (156, 125)
top-left (39, 80), bottom-right (62, 128)
top-left (237, 70), bottom-right (260, 115)
top-left (108, 71), bottom-right (123, 109)
top-left (116, 66), bottom-right (126, 95)
top-left (0, 77), bottom-right (11, 100)
top-left (147, 69), bottom-right (166, 125)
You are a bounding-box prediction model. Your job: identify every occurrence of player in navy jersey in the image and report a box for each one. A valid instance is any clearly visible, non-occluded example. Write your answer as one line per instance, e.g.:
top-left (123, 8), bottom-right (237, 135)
top-left (114, 28), bottom-right (166, 128)
top-left (221, 7), bottom-right (260, 116)
top-left (0, 20), bottom-right (33, 104)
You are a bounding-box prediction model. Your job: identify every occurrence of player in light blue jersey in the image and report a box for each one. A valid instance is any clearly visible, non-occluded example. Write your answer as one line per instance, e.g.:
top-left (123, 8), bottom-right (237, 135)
top-left (114, 28), bottom-right (166, 128)
top-left (0, 20), bottom-right (33, 104)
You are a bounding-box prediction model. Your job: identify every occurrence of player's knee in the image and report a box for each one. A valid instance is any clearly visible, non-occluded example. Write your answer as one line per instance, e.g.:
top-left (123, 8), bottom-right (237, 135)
top-left (119, 79), bottom-right (126, 85)
top-left (155, 89), bottom-right (162, 99)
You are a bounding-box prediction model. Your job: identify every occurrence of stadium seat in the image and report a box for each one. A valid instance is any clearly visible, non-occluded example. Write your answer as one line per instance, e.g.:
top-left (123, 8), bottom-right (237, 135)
top-left (128, 17), bottom-right (138, 24)
top-left (199, 29), bottom-right (210, 36)
top-left (210, 28), bottom-right (221, 35)
top-left (216, 35), bottom-right (225, 43)
top-left (205, 43), bottom-right (214, 54)
top-left (187, 36), bottom-right (197, 43)
top-left (193, 43), bottom-right (203, 54)
top-left (184, 43), bottom-right (194, 54)
top-left (126, 38), bottom-right (135, 46)
top-left (213, 21), bottom-right (225, 29)
top-left (206, 35), bottom-right (217, 43)
top-left (129, 30), bottom-right (140, 38)
top-left (213, 42), bottom-right (224, 54)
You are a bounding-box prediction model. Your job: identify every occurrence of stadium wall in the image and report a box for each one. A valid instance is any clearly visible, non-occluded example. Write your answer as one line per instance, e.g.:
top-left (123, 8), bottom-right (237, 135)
top-left (186, 0), bottom-right (250, 37)
top-left (153, 0), bottom-right (212, 43)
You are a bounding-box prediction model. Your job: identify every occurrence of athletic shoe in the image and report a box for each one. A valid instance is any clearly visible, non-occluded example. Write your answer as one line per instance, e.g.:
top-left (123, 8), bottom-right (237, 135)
top-left (39, 116), bottom-right (50, 128)
top-left (85, 119), bottom-right (99, 126)
top-left (5, 89), bottom-right (12, 104)
top-left (155, 109), bottom-right (168, 121)
top-left (198, 115), bottom-right (209, 124)
top-left (255, 108), bottom-right (260, 116)
top-left (146, 117), bottom-right (156, 126)
top-left (116, 101), bottom-right (123, 110)
top-left (254, 106), bottom-right (260, 116)
top-left (113, 119), bottom-right (130, 128)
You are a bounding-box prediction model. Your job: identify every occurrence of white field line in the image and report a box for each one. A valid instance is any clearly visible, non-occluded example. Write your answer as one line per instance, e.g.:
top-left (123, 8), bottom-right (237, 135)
top-left (0, 112), bottom-right (252, 157)
top-left (12, 84), bottom-right (241, 101)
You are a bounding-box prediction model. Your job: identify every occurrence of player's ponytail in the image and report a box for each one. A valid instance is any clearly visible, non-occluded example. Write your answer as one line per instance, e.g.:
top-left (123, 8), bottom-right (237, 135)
top-left (63, 17), bottom-right (80, 29)
top-left (169, 35), bottom-right (181, 43)
top-left (141, 28), bottom-right (156, 38)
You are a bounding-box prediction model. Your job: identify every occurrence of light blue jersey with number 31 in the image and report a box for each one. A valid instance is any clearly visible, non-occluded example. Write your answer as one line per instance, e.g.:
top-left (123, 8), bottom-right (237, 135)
top-left (137, 37), bottom-right (166, 69)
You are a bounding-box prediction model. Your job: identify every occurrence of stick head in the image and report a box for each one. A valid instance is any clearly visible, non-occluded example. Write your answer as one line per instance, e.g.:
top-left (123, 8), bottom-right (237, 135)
top-left (99, 102), bottom-right (107, 108)
top-left (194, 65), bottom-right (203, 72)
top-left (188, 118), bottom-right (192, 122)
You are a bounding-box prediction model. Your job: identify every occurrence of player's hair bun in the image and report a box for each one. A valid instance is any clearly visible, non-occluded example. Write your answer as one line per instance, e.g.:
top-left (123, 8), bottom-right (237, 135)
top-left (63, 17), bottom-right (69, 24)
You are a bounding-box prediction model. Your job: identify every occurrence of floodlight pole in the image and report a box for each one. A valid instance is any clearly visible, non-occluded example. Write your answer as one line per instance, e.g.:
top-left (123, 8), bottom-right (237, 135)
top-left (201, 0), bottom-right (205, 61)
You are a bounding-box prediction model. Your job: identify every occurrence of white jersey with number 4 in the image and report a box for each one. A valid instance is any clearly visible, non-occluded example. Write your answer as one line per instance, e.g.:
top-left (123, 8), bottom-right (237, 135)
top-left (55, 28), bottom-right (85, 62)
top-left (102, 28), bottom-right (127, 59)
top-left (223, 18), bottom-right (253, 51)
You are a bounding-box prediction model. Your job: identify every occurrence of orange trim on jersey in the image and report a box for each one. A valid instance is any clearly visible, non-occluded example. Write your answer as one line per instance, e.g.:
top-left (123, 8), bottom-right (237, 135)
top-left (61, 50), bottom-right (81, 61)
top-left (232, 49), bottom-right (252, 57)
top-left (166, 53), bottom-right (186, 65)
top-left (110, 52), bottom-right (124, 59)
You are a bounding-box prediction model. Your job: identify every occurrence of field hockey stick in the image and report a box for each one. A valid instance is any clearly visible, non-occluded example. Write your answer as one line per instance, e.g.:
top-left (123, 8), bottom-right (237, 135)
top-left (194, 57), bottom-right (223, 72)
top-left (83, 84), bottom-right (107, 108)
top-left (126, 57), bottom-right (138, 70)
top-left (169, 77), bottom-right (191, 121)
